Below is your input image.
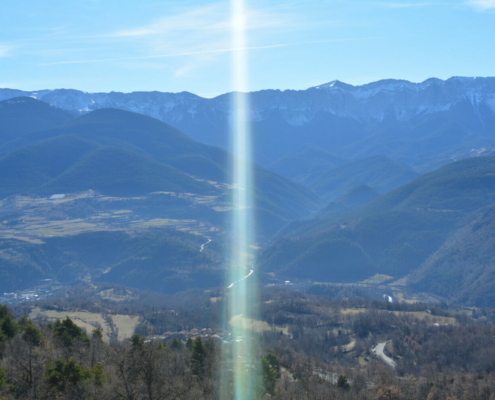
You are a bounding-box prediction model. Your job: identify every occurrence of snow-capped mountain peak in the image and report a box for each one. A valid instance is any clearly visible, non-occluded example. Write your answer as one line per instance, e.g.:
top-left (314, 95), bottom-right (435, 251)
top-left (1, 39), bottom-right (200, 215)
top-left (1, 76), bottom-right (494, 129)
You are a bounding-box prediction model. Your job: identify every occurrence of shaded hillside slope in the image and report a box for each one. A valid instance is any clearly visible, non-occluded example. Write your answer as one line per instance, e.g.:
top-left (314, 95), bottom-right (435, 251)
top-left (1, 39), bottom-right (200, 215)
top-left (302, 154), bottom-right (418, 202)
top-left (0, 136), bottom-right (216, 198)
top-left (0, 107), bottom-right (229, 182)
top-left (409, 205), bottom-right (495, 307)
top-left (315, 185), bottom-right (381, 219)
top-left (0, 97), bottom-right (74, 142)
top-left (0, 231), bottom-right (221, 294)
top-left (261, 156), bottom-right (495, 303)
top-left (0, 135), bottom-right (98, 196)
top-left (39, 146), bottom-right (216, 197)
top-left (266, 144), bottom-right (347, 180)
top-left (0, 106), bottom-right (320, 226)
top-left (281, 155), bottom-right (495, 238)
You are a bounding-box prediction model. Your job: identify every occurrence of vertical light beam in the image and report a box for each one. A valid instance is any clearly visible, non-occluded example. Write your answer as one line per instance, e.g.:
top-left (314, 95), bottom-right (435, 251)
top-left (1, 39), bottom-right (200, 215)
top-left (224, 0), bottom-right (257, 399)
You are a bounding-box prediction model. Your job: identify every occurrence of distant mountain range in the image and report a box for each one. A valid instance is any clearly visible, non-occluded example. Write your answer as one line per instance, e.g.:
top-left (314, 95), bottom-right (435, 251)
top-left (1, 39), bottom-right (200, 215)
top-left (2, 77), bottom-right (495, 170)
top-left (2, 80), bottom-right (495, 306)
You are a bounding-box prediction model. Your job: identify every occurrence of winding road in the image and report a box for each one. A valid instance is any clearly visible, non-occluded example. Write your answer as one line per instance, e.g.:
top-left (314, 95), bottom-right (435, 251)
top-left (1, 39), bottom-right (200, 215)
top-left (373, 342), bottom-right (396, 368)
top-left (227, 268), bottom-right (254, 289)
top-left (199, 238), bottom-right (212, 252)
top-left (200, 236), bottom-right (254, 289)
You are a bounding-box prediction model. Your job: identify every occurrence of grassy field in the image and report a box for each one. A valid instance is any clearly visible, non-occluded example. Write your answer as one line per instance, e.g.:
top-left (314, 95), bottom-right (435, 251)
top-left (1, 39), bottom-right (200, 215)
top-left (335, 308), bottom-right (457, 325)
top-left (229, 314), bottom-right (289, 335)
top-left (360, 274), bottom-right (395, 284)
top-left (29, 307), bottom-right (141, 342)
top-left (311, 279), bottom-right (444, 305)
top-left (0, 191), bottom-right (224, 242)
top-left (97, 288), bottom-right (139, 302)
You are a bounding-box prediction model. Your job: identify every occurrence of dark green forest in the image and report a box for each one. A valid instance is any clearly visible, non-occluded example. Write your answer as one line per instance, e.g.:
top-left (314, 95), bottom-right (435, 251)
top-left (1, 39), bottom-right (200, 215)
top-left (2, 287), bottom-right (495, 399)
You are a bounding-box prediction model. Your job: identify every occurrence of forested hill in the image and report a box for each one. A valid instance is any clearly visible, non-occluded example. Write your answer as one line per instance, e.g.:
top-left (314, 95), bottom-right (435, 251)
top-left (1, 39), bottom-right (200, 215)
top-left (301, 154), bottom-right (419, 202)
top-left (0, 98), bottom-right (321, 295)
top-left (3, 286), bottom-right (495, 399)
top-left (260, 156), bottom-right (495, 306)
top-left (0, 135), bottom-right (216, 198)
top-left (0, 98), bottom-right (321, 235)
top-left (0, 97), bottom-right (74, 143)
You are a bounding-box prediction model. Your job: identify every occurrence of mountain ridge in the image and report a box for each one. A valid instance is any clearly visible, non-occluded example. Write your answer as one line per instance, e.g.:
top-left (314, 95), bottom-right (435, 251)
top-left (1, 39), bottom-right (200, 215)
top-left (2, 76), bottom-right (494, 123)
top-left (2, 77), bottom-right (494, 170)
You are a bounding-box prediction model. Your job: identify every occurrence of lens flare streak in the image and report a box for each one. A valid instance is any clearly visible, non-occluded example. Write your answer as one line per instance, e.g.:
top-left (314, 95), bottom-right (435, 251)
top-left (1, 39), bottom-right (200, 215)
top-left (222, 0), bottom-right (258, 399)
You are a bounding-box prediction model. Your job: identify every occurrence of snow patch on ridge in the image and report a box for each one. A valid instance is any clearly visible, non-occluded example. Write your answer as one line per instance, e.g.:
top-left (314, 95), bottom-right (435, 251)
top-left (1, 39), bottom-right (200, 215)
top-left (486, 95), bottom-right (495, 113)
top-left (1, 77), bottom-right (495, 126)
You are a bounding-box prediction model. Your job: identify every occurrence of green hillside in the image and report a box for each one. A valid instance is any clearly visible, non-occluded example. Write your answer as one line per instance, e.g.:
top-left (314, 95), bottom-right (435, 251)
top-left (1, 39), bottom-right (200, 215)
top-left (0, 107), bottom-right (230, 182)
top-left (261, 156), bottom-right (495, 303)
top-left (0, 136), bottom-right (216, 198)
top-left (0, 97), bottom-right (74, 142)
top-left (261, 208), bottom-right (457, 281)
top-left (282, 155), bottom-right (495, 238)
top-left (303, 154), bottom-right (419, 201)
top-left (0, 136), bottom-right (99, 196)
top-left (344, 155), bottom-right (495, 217)
top-left (409, 205), bottom-right (495, 307)
top-left (39, 146), bottom-right (217, 197)
top-left (0, 231), bottom-right (221, 294)
top-left (315, 185), bottom-right (381, 219)
top-left (267, 144), bottom-right (347, 181)
top-left (337, 184), bottom-right (382, 208)
top-left (0, 105), bottom-right (321, 233)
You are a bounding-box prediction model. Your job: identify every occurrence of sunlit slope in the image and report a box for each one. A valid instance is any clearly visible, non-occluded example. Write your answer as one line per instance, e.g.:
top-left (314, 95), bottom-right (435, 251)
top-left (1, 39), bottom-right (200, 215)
top-left (261, 156), bottom-right (495, 289)
top-left (0, 136), bottom-right (216, 198)
top-left (302, 154), bottom-right (419, 202)
top-left (0, 103), bottom-right (321, 230)
top-left (0, 97), bottom-right (74, 142)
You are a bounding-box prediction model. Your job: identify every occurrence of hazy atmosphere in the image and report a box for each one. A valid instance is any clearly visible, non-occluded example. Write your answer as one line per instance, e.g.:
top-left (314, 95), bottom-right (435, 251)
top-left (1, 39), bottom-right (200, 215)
top-left (1, 1), bottom-right (495, 400)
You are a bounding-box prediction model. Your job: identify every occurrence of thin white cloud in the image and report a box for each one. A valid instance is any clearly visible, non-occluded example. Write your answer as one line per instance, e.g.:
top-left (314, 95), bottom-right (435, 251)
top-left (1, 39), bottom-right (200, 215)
top-left (37, 2), bottom-right (372, 82)
top-left (39, 44), bottom-right (293, 66)
top-left (467, 0), bottom-right (495, 10)
top-left (0, 45), bottom-right (14, 57)
top-left (108, 3), bottom-right (292, 39)
top-left (68, 2), bottom-right (304, 79)
top-left (39, 38), bottom-right (377, 67)
top-left (173, 62), bottom-right (205, 78)
top-left (376, 2), bottom-right (437, 7)
top-left (346, 1), bottom-right (450, 7)
top-left (102, 1), bottom-right (310, 63)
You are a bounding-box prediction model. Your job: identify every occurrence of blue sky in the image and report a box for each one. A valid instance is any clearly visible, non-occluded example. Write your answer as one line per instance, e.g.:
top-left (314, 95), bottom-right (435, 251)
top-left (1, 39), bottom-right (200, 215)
top-left (0, 0), bottom-right (494, 96)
